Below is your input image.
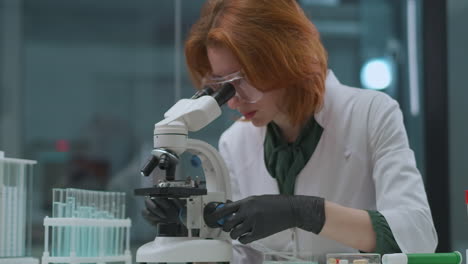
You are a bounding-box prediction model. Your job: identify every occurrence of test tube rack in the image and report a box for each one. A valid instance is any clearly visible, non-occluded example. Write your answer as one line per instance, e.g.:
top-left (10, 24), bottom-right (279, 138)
top-left (0, 151), bottom-right (38, 264)
top-left (42, 188), bottom-right (132, 264)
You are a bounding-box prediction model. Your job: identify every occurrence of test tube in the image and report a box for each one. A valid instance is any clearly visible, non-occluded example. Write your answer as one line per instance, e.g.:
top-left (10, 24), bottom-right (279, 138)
top-left (4, 164), bottom-right (12, 257)
top-left (110, 192), bottom-right (116, 256)
top-left (114, 193), bottom-right (121, 256)
top-left (104, 191), bottom-right (109, 216)
top-left (0, 172), bottom-right (4, 257)
top-left (11, 164), bottom-right (17, 257)
top-left (17, 163), bottom-right (26, 257)
top-left (10, 163), bottom-right (16, 257)
top-left (99, 192), bottom-right (108, 255)
top-left (57, 201), bottom-right (65, 257)
top-left (93, 204), bottom-right (98, 257)
top-left (11, 171), bottom-right (19, 257)
top-left (9, 163), bottom-right (16, 257)
top-left (8, 185), bottom-right (15, 257)
top-left (20, 173), bottom-right (26, 257)
top-left (110, 191), bottom-right (115, 209)
top-left (68, 189), bottom-right (76, 256)
top-left (82, 190), bottom-right (88, 257)
top-left (110, 192), bottom-right (116, 255)
top-left (62, 190), bottom-right (71, 256)
top-left (122, 192), bottom-right (126, 218)
top-left (86, 191), bottom-right (92, 256)
top-left (2, 163), bottom-right (7, 257)
top-left (83, 204), bottom-right (88, 256)
top-left (86, 206), bottom-right (94, 257)
top-left (121, 192), bottom-right (126, 252)
top-left (0, 161), bottom-right (4, 257)
top-left (104, 193), bottom-right (109, 255)
top-left (120, 192), bottom-right (126, 255)
top-left (92, 190), bottom-right (97, 215)
top-left (13, 187), bottom-right (18, 257)
top-left (78, 205), bottom-right (86, 257)
top-left (99, 206), bottom-right (105, 256)
top-left (76, 189), bottom-right (82, 215)
top-left (74, 189), bottom-right (80, 256)
top-left (51, 189), bottom-right (61, 257)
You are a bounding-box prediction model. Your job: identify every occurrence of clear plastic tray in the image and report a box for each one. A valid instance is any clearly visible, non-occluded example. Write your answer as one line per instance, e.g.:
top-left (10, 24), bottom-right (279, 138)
top-left (263, 252), bottom-right (320, 264)
top-left (326, 253), bottom-right (381, 264)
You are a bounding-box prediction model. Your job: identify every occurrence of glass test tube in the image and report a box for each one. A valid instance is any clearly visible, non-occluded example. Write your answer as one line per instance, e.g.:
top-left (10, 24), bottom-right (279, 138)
top-left (2, 163), bottom-right (8, 257)
top-left (114, 192), bottom-right (120, 256)
top-left (110, 192), bottom-right (115, 256)
top-left (58, 202), bottom-right (65, 257)
top-left (120, 192), bottom-right (126, 255)
top-left (68, 189), bottom-right (77, 256)
top-left (97, 191), bottom-right (103, 257)
top-left (120, 192), bottom-right (126, 254)
top-left (9, 162), bottom-right (18, 257)
top-left (68, 190), bottom-right (74, 259)
top-left (86, 191), bottom-right (92, 257)
top-left (85, 206), bottom-right (92, 257)
top-left (10, 164), bottom-right (16, 257)
top-left (0, 161), bottom-right (4, 258)
top-left (14, 163), bottom-right (21, 257)
top-left (5, 163), bottom-right (12, 257)
top-left (104, 192), bottom-right (109, 256)
top-left (17, 162), bottom-right (26, 257)
top-left (52, 188), bottom-right (62, 257)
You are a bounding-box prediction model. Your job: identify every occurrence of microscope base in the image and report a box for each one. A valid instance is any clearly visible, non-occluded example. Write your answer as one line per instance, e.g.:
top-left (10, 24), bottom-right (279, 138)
top-left (136, 236), bottom-right (232, 263)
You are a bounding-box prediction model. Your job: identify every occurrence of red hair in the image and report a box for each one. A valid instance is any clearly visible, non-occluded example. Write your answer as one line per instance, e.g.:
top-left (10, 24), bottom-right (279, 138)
top-left (185, 0), bottom-right (328, 126)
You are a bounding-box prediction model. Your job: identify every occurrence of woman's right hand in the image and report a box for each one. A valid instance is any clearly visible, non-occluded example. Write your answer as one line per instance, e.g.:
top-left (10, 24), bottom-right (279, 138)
top-left (142, 197), bottom-right (185, 226)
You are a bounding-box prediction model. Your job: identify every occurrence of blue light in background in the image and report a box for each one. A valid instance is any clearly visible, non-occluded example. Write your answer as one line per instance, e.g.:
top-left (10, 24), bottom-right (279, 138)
top-left (360, 57), bottom-right (393, 90)
top-left (300, 0), bottom-right (339, 6)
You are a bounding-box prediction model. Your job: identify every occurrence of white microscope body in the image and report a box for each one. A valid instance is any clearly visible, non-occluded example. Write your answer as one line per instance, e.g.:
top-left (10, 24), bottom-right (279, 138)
top-left (135, 85), bottom-right (235, 263)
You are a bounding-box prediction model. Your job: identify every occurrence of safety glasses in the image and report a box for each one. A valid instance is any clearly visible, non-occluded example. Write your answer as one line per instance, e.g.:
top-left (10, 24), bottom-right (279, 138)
top-left (202, 71), bottom-right (263, 103)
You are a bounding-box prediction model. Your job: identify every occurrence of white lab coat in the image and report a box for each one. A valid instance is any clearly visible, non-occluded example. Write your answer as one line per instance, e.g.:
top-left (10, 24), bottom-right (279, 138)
top-left (218, 71), bottom-right (438, 264)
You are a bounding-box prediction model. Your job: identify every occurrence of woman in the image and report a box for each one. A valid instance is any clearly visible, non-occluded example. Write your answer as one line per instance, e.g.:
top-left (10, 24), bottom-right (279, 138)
top-left (144, 0), bottom-right (437, 262)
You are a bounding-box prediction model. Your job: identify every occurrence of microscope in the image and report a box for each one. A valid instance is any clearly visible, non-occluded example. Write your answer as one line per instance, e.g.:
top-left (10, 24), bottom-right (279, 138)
top-left (134, 83), bottom-right (236, 263)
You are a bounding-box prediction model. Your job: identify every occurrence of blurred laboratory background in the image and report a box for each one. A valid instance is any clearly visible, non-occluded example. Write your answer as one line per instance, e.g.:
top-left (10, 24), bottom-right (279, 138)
top-left (0, 0), bottom-right (466, 260)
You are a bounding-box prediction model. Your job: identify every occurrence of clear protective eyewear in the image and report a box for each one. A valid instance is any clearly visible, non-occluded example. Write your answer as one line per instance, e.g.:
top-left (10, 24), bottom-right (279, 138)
top-left (202, 71), bottom-right (263, 103)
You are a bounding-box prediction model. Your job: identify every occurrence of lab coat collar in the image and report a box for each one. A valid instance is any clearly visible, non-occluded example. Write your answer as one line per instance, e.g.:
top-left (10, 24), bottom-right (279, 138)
top-left (258, 69), bottom-right (340, 143)
top-left (314, 69), bottom-right (340, 129)
top-left (325, 69), bottom-right (341, 87)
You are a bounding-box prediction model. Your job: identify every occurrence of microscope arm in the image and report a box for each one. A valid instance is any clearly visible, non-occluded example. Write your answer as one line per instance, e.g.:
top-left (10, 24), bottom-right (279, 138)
top-left (187, 139), bottom-right (232, 201)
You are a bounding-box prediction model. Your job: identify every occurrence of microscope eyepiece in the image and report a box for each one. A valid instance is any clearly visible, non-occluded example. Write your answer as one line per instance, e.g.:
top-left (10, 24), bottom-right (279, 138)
top-left (212, 83), bottom-right (236, 106)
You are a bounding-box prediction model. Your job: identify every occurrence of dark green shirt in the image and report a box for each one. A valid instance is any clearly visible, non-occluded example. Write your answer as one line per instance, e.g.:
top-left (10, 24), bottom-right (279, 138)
top-left (264, 117), bottom-right (323, 195)
top-left (263, 117), bottom-right (401, 254)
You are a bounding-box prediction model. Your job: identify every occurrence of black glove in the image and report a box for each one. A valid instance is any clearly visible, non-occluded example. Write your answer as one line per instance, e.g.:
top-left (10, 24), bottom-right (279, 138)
top-left (204, 195), bottom-right (325, 244)
top-left (142, 197), bottom-right (185, 226)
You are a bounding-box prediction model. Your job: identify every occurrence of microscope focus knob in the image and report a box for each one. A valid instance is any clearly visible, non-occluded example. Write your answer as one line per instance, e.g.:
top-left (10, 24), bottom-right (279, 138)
top-left (203, 201), bottom-right (231, 228)
top-left (158, 154), bottom-right (170, 170)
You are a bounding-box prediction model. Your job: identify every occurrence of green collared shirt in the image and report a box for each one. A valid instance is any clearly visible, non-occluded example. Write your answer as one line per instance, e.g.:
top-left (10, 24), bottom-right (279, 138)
top-left (264, 117), bottom-right (323, 195)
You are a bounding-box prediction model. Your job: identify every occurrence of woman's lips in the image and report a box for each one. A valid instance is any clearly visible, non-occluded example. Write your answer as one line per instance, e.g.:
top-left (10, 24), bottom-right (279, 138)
top-left (243, 111), bottom-right (257, 119)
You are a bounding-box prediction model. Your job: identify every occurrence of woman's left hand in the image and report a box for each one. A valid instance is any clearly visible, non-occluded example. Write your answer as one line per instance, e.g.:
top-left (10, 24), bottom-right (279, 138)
top-left (204, 194), bottom-right (325, 244)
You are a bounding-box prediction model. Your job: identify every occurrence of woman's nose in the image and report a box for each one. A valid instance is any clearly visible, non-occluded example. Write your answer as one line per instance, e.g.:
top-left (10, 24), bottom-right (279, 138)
top-left (227, 96), bottom-right (240, 110)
